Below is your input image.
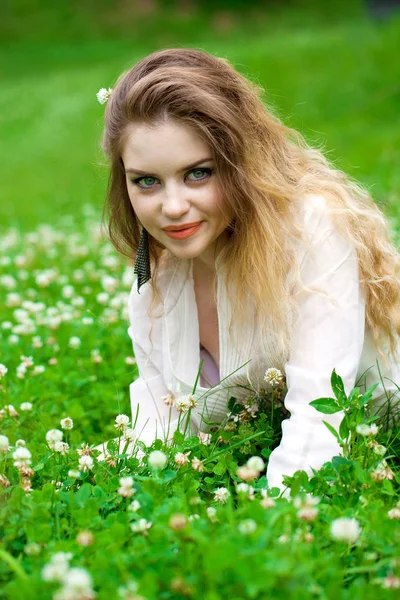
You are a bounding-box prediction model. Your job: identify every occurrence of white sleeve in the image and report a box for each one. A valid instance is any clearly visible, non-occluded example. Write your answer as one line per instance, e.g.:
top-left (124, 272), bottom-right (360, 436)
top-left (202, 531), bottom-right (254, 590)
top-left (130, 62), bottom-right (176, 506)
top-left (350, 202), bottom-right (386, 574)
top-left (127, 287), bottom-right (182, 449)
top-left (266, 198), bottom-right (366, 494)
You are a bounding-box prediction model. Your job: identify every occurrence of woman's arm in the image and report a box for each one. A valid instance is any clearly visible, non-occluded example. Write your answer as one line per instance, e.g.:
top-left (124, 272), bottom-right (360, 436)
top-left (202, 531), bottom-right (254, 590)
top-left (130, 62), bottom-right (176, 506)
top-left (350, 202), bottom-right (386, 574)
top-left (128, 334), bottom-right (182, 448)
top-left (266, 197), bottom-right (366, 494)
top-left (126, 273), bottom-right (183, 448)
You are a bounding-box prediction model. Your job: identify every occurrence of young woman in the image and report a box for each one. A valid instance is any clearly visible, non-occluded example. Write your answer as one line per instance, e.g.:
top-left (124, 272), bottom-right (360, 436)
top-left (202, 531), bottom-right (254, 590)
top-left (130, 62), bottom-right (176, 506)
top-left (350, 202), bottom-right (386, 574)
top-left (96, 48), bottom-right (400, 493)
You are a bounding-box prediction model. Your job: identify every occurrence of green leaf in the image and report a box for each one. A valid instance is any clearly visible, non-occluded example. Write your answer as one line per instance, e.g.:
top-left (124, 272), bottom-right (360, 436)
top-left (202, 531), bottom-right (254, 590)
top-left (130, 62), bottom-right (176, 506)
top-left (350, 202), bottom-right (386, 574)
top-left (213, 461), bottom-right (227, 476)
top-left (75, 483), bottom-right (92, 507)
top-left (339, 417), bottom-right (350, 440)
top-left (331, 456), bottom-right (353, 471)
top-left (261, 448), bottom-right (271, 459)
top-left (348, 386), bottom-right (360, 406)
top-left (322, 420), bottom-right (341, 442)
top-left (93, 485), bottom-right (107, 504)
top-left (331, 369), bottom-right (348, 405)
top-left (359, 383), bottom-right (380, 408)
top-left (381, 479), bottom-right (395, 496)
top-left (267, 486), bottom-right (281, 498)
top-left (309, 398), bottom-right (342, 414)
top-left (159, 470), bottom-right (177, 484)
top-left (172, 430), bottom-right (185, 445)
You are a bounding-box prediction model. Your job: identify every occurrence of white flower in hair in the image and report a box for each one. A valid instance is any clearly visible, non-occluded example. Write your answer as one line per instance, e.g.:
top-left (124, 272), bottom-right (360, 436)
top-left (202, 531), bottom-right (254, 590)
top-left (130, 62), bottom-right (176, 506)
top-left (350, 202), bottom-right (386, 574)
top-left (96, 87), bottom-right (113, 104)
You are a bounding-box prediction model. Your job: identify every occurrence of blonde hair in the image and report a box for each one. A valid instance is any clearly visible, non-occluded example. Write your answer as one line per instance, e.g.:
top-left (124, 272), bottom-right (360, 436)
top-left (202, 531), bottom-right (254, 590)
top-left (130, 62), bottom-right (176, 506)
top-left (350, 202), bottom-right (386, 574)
top-left (100, 47), bottom-right (400, 369)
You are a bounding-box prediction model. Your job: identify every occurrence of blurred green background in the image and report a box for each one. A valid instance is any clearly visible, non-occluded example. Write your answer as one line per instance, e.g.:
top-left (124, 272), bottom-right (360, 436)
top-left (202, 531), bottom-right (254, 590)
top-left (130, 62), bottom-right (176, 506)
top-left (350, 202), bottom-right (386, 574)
top-left (1, 0), bottom-right (400, 230)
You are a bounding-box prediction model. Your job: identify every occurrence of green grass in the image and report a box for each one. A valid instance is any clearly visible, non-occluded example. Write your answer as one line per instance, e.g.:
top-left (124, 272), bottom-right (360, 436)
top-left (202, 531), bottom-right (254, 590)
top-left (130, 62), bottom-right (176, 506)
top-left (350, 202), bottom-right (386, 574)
top-left (1, 7), bottom-right (399, 229)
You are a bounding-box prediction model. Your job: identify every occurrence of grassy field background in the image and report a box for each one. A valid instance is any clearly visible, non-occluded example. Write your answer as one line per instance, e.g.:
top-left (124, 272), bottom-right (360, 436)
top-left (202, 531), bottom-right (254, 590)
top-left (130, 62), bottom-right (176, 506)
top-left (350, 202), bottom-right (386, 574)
top-left (1, 0), bottom-right (400, 230)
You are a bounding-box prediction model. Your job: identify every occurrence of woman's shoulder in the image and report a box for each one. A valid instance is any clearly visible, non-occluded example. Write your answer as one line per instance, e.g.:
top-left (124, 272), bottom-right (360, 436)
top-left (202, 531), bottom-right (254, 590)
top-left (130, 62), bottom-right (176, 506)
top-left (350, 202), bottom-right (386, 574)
top-left (127, 251), bottom-right (180, 319)
top-left (292, 191), bottom-right (331, 222)
top-left (291, 191), bottom-right (338, 240)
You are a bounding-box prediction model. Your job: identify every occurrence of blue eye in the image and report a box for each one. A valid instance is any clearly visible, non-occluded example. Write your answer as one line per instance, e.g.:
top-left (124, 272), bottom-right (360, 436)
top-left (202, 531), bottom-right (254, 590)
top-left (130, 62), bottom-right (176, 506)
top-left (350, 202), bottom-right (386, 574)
top-left (131, 168), bottom-right (213, 190)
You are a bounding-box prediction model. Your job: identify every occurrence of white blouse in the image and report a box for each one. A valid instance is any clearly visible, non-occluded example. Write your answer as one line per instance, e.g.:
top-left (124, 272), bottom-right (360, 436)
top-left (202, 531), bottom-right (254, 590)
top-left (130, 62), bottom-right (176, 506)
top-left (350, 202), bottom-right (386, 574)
top-left (125, 194), bottom-right (400, 494)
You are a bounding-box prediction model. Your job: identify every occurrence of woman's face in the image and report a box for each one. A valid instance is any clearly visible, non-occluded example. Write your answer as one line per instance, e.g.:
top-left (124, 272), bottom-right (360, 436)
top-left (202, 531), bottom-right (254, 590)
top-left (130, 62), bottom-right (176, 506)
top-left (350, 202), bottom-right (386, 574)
top-left (121, 119), bottom-right (234, 271)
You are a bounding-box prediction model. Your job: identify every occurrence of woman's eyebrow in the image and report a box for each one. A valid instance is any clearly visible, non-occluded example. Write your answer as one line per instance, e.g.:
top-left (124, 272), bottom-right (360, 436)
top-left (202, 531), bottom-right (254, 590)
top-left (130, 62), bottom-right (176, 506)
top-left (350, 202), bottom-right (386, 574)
top-left (125, 157), bottom-right (213, 175)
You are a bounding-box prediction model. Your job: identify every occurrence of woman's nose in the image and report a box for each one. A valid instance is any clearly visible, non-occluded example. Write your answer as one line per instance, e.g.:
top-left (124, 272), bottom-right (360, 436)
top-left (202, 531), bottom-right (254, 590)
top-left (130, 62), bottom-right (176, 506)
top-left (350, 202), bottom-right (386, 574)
top-left (161, 186), bottom-right (191, 218)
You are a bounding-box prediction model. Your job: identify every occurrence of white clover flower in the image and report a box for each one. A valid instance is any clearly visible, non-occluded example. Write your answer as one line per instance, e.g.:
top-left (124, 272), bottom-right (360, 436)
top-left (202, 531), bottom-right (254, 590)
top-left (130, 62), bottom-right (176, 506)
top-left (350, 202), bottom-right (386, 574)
top-left (330, 517), bottom-right (362, 544)
top-left (24, 542), bottom-right (41, 556)
top-left (20, 355), bottom-right (34, 367)
top-left (373, 444), bottom-right (387, 457)
top-left (175, 394), bottom-right (198, 413)
top-left (0, 363), bottom-right (8, 378)
top-left (122, 428), bottom-right (136, 442)
top-left (20, 402), bottom-right (33, 411)
top-left (71, 296), bottom-right (85, 307)
top-left (6, 292), bottom-right (21, 307)
top-left (82, 316), bottom-right (94, 325)
top-left (191, 457), bottom-right (204, 472)
top-left (13, 320), bottom-right (36, 336)
top-left (0, 274), bottom-right (17, 289)
top-left (91, 349), bottom-right (103, 363)
top-left (4, 404), bottom-right (19, 417)
top-left (46, 429), bottom-right (63, 449)
top-left (119, 476), bottom-right (134, 488)
top-left (197, 431), bottom-right (212, 445)
top-left (16, 439), bottom-right (26, 447)
top-left (96, 87), bottom-right (113, 104)
top-left (12, 446), bottom-right (32, 468)
top-left (41, 561), bottom-right (68, 583)
top-left (292, 494), bottom-right (320, 509)
top-left (79, 455), bottom-right (94, 472)
top-left (68, 336), bottom-right (81, 349)
top-left (238, 519), bottom-right (257, 535)
top-left (188, 514), bottom-right (200, 522)
top-left (237, 465), bottom-right (259, 482)
top-left (356, 423), bottom-right (379, 437)
top-left (174, 451), bottom-right (191, 466)
top-left (263, 367), bottom-right (284, 387)
top-left (381, 575), bottom-right (400, 589)
top-left (61, 566), bottom-right (93, 593)
top-left (117, 580), bottom-right (140, 598)
top-left (131, 518), bottom-right (152, 533)
top-left (148, 450), bottom-right (167, 470)
top-left (54, 441), bottom-right (70, 455)
top-left (68, 469), bottom-right (81, 479)
top-left (60, 417), bottom-right (74, 430)
top-left (388, 505), bottom-right (400, 520)
top-left (115, 414), bottom-right (130, 431)
top-left (236, 482), bottom-right (250, 494)
top-left (96, 292), bottom-right (109, 305)
top-left (76, 530), bottom-right (95, 546)
top-left (0, 435), bottom-right (10, 453)
top-left (236, 483), bottom-right (255, 500)
top-left (16, 364), bottom-right (27, 379)
top-left (370, 459), bottom-right (395, 481)
top-left (260, 496), bottom-right (276, 509)
top-left (101, 275), bottom-right (119, 293)
top-left (32, 365), bottom-right (45, 376)
top-left (213, 487), bottom-right (230, 503)
top-left (206, 506), bottom-right (218, 522)
top-left (128, 499), bottom-right (141, 512)
top-left (32, 336), bottom-right (43, 348)
top-left (246, 456), bottom-right (265, 473)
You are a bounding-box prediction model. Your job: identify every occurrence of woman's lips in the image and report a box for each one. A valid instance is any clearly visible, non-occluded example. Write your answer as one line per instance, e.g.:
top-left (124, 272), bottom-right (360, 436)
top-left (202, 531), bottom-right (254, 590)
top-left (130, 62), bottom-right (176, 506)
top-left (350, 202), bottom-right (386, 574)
top-left (164, 222), bottom-right (203, 239)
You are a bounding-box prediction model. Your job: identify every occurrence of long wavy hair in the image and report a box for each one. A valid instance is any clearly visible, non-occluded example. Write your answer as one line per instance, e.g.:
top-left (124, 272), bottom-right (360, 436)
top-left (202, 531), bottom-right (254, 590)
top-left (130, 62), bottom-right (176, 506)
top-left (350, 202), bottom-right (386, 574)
top-left (100, 47), bottom-right (400, 371)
